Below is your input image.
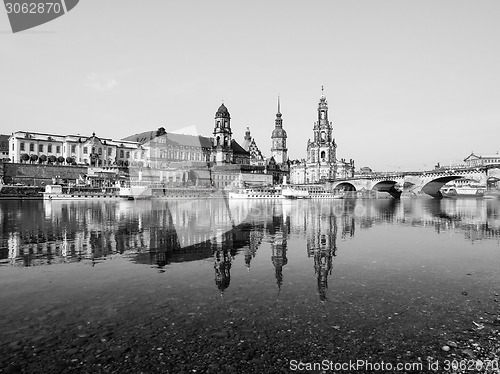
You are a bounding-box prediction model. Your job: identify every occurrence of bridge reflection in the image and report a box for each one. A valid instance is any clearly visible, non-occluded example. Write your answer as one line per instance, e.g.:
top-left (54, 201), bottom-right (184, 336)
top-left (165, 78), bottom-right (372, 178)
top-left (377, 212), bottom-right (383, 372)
top-left (1, 199), bottom-right (500, 299)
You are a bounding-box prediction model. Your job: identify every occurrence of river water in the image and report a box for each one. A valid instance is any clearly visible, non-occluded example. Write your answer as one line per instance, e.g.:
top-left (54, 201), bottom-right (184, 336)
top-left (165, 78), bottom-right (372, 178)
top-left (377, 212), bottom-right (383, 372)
top-left (1, 197), bottom-right (500, 373)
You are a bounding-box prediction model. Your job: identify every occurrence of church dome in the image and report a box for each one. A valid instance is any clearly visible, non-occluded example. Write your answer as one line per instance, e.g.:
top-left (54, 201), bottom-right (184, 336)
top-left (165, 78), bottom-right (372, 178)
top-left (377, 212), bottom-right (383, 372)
top-left (215, 103), bottom-right (230, 118)
top-left (272, 127), bottom-right (287, 138)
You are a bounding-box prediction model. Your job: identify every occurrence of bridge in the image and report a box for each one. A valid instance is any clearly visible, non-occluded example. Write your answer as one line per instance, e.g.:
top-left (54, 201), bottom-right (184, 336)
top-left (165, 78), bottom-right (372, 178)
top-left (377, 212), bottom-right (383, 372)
top-left (327, 165), bottom-right (500, 198)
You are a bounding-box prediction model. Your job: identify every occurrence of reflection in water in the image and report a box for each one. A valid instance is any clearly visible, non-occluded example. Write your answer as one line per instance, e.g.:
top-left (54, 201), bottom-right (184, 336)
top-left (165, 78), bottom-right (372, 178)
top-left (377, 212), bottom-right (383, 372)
top-left (271, 206), bottom-right (288, 292)
top-left (214, 245), bottom-right (232, 295)
top-left (1, 198), bottom-right (500, 300)
top-left (306, 203), bottom-right (338, 301)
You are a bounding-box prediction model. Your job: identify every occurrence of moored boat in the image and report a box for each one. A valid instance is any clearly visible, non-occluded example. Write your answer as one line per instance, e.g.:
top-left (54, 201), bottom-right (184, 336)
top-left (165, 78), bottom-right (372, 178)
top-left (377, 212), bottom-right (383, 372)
top-left (43, 184), bottom-right (122, 200)
top-left (440, 184), bottom-right (486, 198)
top-left (118, 185), bottom-right (152, 200)
top-left (281, 185), bottom-right (309, 199)
top-left (282, 185), bottom-right (344, 199)
top-left (228, 185), bottom-right (283, 199)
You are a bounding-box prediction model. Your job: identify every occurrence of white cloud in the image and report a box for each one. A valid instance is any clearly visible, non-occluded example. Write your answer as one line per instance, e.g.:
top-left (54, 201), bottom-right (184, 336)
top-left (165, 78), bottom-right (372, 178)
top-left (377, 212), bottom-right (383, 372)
top-left (83, 69), bottom-right (137, 91)
top-left (84, 72), bottom-right (118, 91)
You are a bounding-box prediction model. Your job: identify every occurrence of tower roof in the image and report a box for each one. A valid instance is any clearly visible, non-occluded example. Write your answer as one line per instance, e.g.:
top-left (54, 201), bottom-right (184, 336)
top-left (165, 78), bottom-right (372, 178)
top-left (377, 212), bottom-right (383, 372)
top-left (215, 103), bottom-right (230, 118)
top-left (276, 96), bottom-right (282, 118)
top-left (273, 96), bottom-right (286, 138)
top-left (272, 127), bottom-right (287, 138)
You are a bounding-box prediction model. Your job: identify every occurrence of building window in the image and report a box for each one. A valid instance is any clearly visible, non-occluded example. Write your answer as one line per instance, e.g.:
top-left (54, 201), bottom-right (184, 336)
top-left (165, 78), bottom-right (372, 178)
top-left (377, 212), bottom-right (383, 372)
top-left (20, 142), bottom-right (25, 151)
top-left (126, 151), bottom-right (130, 158)
top-left (48, 144), bottom-right (52, 153)
top-left (38, 144), bottom-right (43, 152)
top-left (98, 148), bottom-right (102, 155)
top-left (56, 145), bottom-right (61, 153)
top-left (108, 148), bottom-right (112, 156)
top-left (30, 143), bottom-right (34, 152)
top-left (83, 147), bottom-right (88, 154)
top-left (120, 150), bottom-right (124, 158)
top-left (71, 145), bottom-right (76, 153)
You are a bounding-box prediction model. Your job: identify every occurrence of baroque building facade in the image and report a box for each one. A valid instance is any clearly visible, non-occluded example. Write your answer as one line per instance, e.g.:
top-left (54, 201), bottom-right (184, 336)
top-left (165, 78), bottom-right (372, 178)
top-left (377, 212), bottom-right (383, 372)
top-left (6, 98), bottom-right (359, 188)
top-left (124, 103), bottom-right (269, 189)
top-left (9, 131), bottom-right (141, 167)
top-left (290, 89), bottom-right (354, 184)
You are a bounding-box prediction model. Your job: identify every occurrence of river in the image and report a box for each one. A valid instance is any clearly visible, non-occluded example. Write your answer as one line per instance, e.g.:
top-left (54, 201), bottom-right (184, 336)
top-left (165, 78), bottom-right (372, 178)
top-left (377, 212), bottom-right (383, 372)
top-left (1, 197), bottom-right (500, 373)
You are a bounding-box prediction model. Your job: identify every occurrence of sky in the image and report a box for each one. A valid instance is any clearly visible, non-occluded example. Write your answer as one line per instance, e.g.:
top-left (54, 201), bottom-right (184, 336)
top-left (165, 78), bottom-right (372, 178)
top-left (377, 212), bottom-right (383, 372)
top-left (1, 0), bottom-right (499, 171)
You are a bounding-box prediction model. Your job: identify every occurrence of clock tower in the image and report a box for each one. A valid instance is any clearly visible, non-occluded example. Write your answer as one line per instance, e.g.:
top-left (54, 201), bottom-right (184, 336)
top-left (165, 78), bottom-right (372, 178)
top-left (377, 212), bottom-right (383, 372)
top-left (271, 97), bottom-right (288, 165)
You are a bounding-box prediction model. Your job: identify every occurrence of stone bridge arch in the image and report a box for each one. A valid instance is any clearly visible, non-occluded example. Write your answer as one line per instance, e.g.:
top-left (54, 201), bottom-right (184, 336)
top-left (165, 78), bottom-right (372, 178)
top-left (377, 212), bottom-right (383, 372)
top-left (487, 167), bottom-right (500, 183)
top-left (372, 180), bottom-right (402, 198)
top-left (336, 182), bottom-right (357, 191)
top-left (420, 176), bottom-right (464, 198)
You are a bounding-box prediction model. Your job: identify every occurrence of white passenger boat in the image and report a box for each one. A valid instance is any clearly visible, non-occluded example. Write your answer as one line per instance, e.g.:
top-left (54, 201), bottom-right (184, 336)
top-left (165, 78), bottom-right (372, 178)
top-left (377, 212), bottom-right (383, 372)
top-left (282, 185), bottom-right (344, 199)
top-left (43, 184), bottom-right (122, 200)
top-left (281, 185), bottom-right (309, 199)
top-left (228, 185), bottom-right (283, 199)
top-left (118, 185), bottom-right (153, 200)
top-left (440, 184), bottom-right (486, 198)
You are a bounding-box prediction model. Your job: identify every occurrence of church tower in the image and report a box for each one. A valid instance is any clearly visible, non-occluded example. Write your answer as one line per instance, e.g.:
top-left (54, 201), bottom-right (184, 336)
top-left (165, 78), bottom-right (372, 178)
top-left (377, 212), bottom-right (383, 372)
top-left (271, 97), bottom-right (288, 165)
top-left (212, 103), bottom-right (233, 164)
top-left (306, 87), bottom-right (337, 182)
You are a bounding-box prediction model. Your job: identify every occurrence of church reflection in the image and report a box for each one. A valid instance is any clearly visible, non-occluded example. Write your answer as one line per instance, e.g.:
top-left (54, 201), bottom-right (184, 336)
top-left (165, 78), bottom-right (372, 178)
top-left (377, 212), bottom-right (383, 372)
top-left (1, 198), bottom-right (500, 299)
top-left (214, 246), bottom-right (232, 295)
top-left (306, 203), bottom-right (338, 301)
top-left (270, 206), bottom-right (289, 292)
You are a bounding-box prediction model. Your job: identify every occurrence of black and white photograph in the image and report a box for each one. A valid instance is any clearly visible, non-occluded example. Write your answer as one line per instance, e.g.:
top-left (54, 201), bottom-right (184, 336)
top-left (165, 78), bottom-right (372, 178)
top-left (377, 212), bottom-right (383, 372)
top-left (1, 1), bottom-right (500, 373)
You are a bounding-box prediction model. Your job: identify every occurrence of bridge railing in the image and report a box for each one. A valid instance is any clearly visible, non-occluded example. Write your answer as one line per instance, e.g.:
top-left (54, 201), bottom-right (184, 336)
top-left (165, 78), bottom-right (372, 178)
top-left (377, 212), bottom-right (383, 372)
top-left (335, 165), bottom-right (498, 182)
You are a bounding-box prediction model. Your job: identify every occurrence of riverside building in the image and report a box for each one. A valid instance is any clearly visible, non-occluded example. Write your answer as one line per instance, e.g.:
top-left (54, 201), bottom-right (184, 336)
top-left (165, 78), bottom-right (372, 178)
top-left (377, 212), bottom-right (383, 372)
top-left (5, 99), bottom-right (333, 187)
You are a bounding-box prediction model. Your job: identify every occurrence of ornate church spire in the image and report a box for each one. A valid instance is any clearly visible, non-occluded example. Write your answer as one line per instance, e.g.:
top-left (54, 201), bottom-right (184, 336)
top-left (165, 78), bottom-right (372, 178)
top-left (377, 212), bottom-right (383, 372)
top-left (271, 96), bottom-right (288, 165)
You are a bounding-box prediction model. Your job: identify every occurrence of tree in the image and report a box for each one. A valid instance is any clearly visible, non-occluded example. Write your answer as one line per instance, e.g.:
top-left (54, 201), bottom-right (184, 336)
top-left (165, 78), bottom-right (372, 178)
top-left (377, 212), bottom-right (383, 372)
top-left (57, 156), bottom-right (65, 164)
top-left (66, 157), bottom-right (73, 164)
top-left (30, 154), bottom-right (38, 164)
top-left (20, 153), bottom-right (30, 163)
top-left (156, 127), bottom-right (167, 137)
top-left (39, 154), bottom-right (47, 164)
top-left (48, 155), bottom-right (57, 164)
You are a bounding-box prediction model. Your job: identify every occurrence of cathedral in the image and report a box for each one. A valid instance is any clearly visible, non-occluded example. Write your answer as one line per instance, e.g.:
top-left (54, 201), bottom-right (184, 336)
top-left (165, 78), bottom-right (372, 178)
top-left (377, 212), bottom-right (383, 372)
top-left (290, 88), bottom-right (355, 184)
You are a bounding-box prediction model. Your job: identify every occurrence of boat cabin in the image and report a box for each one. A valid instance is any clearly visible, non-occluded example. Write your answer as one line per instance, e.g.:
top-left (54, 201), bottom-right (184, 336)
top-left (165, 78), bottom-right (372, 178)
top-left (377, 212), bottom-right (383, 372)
top-left (45, 185), bottom-right (62, 194)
